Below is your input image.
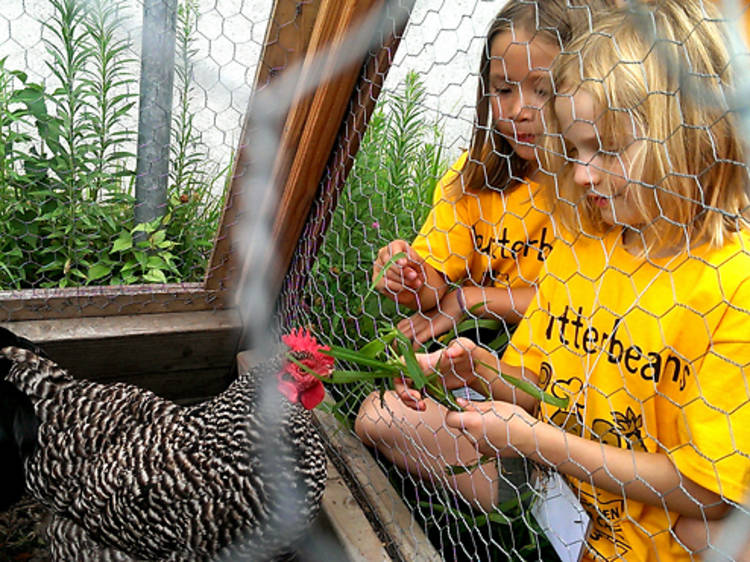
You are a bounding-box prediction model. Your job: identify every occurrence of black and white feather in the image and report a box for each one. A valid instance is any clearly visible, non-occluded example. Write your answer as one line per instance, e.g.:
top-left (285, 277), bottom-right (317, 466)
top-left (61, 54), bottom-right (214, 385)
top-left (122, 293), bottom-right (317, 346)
top-left (0, 327), bottom-right (327, 561)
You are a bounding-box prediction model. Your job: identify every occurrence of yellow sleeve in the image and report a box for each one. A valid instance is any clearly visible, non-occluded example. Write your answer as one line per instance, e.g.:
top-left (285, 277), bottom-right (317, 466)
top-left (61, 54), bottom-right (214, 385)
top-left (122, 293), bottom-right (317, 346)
top-left (411, 153), bottom-right (475, 281)
top-left (670, 278), bottom-right (750, 504)
top-left (500, 256), bottom-right (556, 378)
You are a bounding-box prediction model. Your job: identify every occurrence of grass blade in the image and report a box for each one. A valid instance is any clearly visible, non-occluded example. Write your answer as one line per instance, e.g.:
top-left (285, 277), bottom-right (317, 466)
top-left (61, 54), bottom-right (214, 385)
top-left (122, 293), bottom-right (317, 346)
top-left (368, 251), bottom-right (406, 294)
top-left (476, 360), bottom-right (569, 409)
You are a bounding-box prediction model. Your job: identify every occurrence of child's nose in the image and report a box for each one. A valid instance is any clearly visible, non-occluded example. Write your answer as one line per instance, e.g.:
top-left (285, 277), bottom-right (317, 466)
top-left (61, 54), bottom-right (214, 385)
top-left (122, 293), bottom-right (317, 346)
top-left (511, 97), bottom-right (534, 121)
top-left (573, 161), bottom-right (599, 187)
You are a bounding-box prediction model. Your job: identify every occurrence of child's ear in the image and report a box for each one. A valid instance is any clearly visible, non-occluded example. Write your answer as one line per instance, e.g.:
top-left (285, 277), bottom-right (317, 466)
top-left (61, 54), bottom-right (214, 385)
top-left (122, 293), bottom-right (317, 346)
top-left (0, 381), bottom-right (39, 511)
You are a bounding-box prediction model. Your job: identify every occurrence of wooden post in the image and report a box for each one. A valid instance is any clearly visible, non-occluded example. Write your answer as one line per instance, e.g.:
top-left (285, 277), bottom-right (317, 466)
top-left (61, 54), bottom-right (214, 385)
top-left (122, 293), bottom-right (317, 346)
top-left (204, 0), bottom-right (322, 294)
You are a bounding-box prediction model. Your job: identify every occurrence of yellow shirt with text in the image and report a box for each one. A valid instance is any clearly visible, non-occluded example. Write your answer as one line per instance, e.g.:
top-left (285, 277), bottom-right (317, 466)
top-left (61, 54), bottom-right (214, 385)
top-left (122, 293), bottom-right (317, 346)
top-left (503, 229), bottom-right (750, 561)
top-left (412, 153), bottom-right (554, 289)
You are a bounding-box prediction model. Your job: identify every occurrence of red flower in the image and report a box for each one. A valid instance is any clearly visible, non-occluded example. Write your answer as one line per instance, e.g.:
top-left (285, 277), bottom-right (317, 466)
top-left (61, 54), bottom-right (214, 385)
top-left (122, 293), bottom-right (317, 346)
top-left (277, 328), bottom-right (334, 410)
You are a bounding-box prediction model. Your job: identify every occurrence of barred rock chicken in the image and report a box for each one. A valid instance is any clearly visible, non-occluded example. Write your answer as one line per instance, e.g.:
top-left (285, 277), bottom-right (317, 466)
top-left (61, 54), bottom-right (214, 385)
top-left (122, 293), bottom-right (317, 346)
top-left (0, 326), bottom-right (333, 561)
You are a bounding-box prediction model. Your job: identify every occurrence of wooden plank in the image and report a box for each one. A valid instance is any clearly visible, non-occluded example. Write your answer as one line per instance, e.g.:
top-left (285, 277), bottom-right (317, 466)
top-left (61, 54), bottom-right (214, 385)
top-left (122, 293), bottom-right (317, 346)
top-left (314, 396), bottom-right (442, 562)
top-left (3, 310), bottom-right (243, 401)
top-left (0, 284), bottom-right (226, 322)
top-left (322, 457), bottom-right (391, 562)
top-left (204, 0), bottom-right (322, 294)
top-left (270, 0), bottom-right (384, 286)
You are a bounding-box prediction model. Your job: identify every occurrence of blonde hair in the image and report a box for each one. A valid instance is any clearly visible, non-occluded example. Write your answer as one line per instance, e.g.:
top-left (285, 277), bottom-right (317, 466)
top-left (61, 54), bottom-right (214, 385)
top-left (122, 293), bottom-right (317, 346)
top-left (445, 0), bottom-right (614, 199)
top-left (541, 0), bottom-right (750, 252)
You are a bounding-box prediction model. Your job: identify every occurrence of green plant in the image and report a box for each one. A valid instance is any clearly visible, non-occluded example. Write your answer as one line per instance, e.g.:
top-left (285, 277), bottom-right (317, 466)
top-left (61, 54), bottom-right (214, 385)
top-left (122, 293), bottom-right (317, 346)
top-left (0, 0), bottom-right (227, 289)
top-left (307, 70), bottom-right (446, 354)
top-left (165, 0), bottom-right (228, 279)
top-left (81, 0), bottom-right (137, 200)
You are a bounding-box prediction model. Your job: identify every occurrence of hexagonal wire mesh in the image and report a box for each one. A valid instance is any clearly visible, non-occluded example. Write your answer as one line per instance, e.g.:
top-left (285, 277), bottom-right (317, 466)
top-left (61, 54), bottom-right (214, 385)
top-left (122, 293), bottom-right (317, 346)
top-left (1, 0), bottom-right (749, 560)
top-left (0, 0), bottom-right (257, 285)
top-left (270, 0), bottom-right (750, 560)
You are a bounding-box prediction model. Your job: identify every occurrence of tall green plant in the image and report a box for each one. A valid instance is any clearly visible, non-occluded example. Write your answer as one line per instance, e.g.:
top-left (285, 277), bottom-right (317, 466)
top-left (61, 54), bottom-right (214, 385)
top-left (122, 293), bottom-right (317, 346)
top-left (307, 70), bottom-right (445, 350)
top-left (166, 0), bottom-right (228, 279)
top-left (81, 0), bottom-right (137, 200)
top-left (43, 0), bottom-right (91, 199)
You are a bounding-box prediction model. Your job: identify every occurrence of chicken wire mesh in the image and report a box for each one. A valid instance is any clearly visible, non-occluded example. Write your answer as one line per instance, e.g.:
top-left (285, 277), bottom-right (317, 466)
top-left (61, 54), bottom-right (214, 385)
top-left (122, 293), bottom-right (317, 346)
top-left (268, 0), bottom-right (750, 561)
top-left (0, 0), bottom-right (269, 318)
top-left (1, 0), bottom-right (749, 560)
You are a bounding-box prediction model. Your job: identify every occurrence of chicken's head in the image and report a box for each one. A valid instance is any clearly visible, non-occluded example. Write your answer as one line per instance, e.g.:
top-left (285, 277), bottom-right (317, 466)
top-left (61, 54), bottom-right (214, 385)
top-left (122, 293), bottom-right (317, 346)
top-left (277, 328), bottom-right (334, 410)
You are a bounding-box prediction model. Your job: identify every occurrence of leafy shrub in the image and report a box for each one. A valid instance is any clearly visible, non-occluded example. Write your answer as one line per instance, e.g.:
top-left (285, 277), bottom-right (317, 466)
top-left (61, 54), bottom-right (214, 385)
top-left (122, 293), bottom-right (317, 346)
top-left (0, 0), bottom-right (226, 289)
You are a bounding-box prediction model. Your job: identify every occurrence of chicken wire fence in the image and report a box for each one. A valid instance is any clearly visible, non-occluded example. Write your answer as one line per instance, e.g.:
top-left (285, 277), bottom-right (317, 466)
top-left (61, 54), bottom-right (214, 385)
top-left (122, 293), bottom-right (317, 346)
top-left (0, 0), bottom-right (749, 560)
top-left (268, 1), bottom-right (750, 561)
top-left (0, 0), bottom-right (265, 312)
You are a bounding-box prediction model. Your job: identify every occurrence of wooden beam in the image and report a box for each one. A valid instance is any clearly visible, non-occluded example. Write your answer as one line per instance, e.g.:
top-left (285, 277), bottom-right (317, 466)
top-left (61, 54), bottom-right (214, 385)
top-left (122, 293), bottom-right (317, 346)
top-left (270, 0), bottom-right (385, 287)
top-left (321, 457), bottom-right (392, 561)
top-left (277, 0), bottom-right (416, 312)
top-left (0, 284), bottom-right (225, 322)
top-left (3, 309), bottom-right (242, 401)
top-left (205, 0), bottom-right (322, 295)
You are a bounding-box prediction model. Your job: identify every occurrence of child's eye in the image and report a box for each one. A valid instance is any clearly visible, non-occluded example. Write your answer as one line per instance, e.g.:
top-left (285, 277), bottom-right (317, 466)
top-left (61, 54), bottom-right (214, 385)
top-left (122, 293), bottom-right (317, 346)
top-left (494, 87), bottom-right (512, 96)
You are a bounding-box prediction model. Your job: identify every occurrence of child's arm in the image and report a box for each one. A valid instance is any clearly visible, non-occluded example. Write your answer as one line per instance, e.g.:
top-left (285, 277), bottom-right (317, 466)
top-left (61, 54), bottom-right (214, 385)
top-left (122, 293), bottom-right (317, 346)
top-left (445, 387), bottom-right (731, 519)
top-left (372, 239), bottom-right (448, 311)
top-left (394, 338), bottom-right (540, 412)
top-left (396, 285), bottom-right (536, 346)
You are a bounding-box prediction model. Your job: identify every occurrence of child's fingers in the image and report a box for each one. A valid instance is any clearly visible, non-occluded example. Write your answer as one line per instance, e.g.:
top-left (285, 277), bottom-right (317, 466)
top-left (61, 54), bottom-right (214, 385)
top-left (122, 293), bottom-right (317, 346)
top-left (399, 389), bottom-right (425, 411)
top-left (444, 407), bottom-right (479, 431)
top-left (415, 346), bottom-right (447, 373)
top-left (393, 378), bottom-right (425, 410)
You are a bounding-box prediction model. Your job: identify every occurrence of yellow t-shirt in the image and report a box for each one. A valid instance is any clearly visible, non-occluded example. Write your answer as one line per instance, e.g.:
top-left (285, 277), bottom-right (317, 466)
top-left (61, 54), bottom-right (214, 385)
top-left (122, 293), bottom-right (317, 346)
top-left (411, 153), bottom-right (554, 289)
top-left (503, 229), bottom-right (750, 561)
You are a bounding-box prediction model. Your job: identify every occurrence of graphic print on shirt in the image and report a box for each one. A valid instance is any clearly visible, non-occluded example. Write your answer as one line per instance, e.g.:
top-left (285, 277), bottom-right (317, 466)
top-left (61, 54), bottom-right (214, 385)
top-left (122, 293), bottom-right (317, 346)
top-left (472, 224), bottom-right (553, 262)
top-left (471, 224), bottom-right (552, 286)
top-left (539, 363), bottom-right (648, 452)
top-left (579, 489), bottom-right (631, 560)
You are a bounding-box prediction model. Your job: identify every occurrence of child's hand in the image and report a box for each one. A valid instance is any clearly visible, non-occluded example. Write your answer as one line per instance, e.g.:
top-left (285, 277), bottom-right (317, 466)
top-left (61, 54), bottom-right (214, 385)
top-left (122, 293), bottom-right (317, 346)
top-left (394, 338), bottom-right (479, 411)
top-left (397, 288), bottom-right (466, 346)
top-left (372, 240), bottom-right (426, 302)
top-left (445, 398), bottom-right (537, 457)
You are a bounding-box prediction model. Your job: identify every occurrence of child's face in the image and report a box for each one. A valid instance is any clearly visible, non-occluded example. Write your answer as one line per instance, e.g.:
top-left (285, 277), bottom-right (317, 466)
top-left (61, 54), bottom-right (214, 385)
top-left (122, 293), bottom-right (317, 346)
top-left (489, 30), bottom-right (558, 165)
top-left (554, 90), bottom-right (643, 229)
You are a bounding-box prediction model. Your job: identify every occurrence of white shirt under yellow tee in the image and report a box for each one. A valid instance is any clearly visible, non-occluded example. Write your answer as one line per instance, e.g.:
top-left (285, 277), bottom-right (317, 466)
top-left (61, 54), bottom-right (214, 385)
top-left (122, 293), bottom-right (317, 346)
top-left (503, 228), bottom-right (750, 561)
top-left (411, 153), bottom-right (554, 289)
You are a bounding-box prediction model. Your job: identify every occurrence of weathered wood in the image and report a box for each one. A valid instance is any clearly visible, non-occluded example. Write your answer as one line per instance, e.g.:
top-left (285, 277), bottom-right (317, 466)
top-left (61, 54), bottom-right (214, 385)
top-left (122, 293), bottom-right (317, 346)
top-left (205, 0), bottom-right (322, 295)
top-left (270, 0), bottom-right (385, 287)
top-left (277, 0), bottom-right (417, 314)
top-left (4, 310), bottom-right (242, 401)
top-left (322, 457), bottom-right (391, 562)
top-left (0, 284), bottom-right (225, 322)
